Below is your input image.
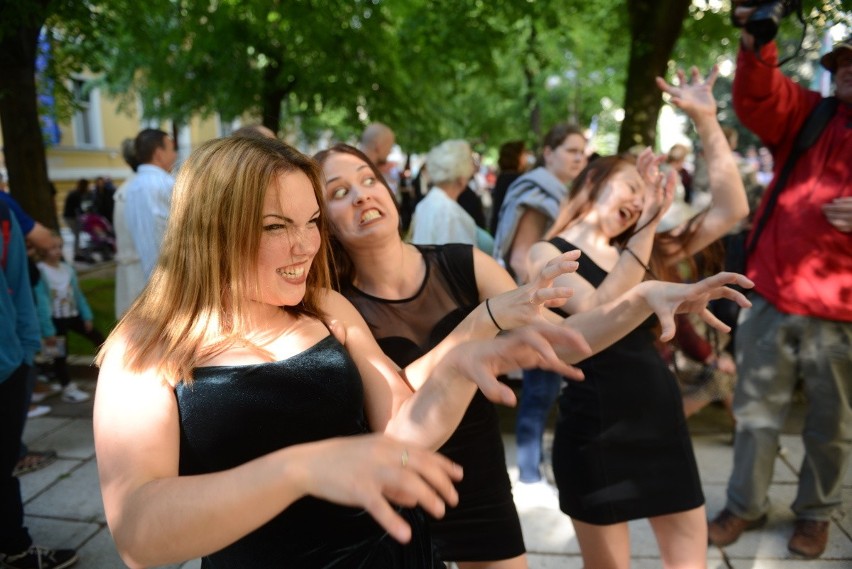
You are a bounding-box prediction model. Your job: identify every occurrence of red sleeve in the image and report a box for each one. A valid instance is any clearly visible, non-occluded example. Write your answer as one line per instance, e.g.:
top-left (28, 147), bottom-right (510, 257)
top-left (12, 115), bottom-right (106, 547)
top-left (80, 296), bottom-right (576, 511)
top-left (673, 315), bottom-right (713, 363)
top-left (732, 42), bottom-right (821, 155)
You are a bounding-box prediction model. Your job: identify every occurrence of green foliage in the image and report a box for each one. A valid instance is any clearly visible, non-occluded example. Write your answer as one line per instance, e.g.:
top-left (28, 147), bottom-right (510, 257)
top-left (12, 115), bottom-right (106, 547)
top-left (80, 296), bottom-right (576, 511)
top-left (25, 0), bottom-right (852, 158)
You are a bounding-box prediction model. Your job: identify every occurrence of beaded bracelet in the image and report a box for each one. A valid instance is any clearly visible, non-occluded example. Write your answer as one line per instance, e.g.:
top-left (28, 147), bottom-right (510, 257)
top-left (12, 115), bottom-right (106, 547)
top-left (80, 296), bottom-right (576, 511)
top-left (485, 298), bottom-right (505, 332)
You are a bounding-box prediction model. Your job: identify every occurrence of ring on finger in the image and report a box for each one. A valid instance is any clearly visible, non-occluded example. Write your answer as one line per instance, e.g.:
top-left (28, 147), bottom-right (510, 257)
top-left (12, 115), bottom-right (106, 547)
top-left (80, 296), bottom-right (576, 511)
top-left (401, 448), bottom-right (409, 468)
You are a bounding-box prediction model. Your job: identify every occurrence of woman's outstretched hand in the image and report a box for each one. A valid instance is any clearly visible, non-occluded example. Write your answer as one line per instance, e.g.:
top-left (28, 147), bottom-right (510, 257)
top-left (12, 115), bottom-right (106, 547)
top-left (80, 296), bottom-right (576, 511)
top-left (295, 434), bottom-right (462, 544)
top-left (634, 147), bottom-right (677, 231)
top-left (492, 250), bottom-right (580, 328)
top-left (437, 322), bottom-right (591, 406)
top-left (656, 65), bottom-right (720, 123)
top-left (639, 271), bottom-right (754, 342)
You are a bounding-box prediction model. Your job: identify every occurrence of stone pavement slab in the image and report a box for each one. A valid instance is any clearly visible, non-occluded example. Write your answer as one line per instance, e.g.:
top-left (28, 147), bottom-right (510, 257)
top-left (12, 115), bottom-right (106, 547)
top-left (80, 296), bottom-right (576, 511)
top-left (17, 379), bottom-right (852, 568)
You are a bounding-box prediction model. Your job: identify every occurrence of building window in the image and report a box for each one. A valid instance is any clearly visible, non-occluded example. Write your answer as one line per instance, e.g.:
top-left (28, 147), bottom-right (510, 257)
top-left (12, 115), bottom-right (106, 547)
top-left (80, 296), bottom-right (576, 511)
top-left (71, 78), bottom-right (101, 147)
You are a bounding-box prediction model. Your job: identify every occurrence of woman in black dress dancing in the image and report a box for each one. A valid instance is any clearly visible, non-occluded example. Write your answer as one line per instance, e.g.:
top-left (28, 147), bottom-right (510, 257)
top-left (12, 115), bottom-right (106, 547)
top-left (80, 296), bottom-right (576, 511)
top-left (528, 66), bottom-right (749, 568)
top-left (316, 143), bottom-right (754, 568)
top-left (92, 136), bottom-right (581, 569)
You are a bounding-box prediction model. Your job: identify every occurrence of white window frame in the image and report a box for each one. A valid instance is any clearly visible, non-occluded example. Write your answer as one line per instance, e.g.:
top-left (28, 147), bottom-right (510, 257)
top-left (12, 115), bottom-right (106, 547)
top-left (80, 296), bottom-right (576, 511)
top-left (70, 77), bottom-right (103, 148)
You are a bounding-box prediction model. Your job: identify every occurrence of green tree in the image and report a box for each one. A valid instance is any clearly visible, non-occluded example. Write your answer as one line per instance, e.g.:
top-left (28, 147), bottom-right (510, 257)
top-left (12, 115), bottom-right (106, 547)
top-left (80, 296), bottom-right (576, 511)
top-left (0, 0), bottom-right (65, 227)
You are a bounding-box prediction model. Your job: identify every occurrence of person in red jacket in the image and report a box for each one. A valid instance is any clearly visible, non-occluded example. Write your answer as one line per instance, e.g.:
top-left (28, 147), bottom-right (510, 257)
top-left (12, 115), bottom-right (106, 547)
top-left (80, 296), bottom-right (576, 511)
top-left (708, 6), bottom-right (852, 559)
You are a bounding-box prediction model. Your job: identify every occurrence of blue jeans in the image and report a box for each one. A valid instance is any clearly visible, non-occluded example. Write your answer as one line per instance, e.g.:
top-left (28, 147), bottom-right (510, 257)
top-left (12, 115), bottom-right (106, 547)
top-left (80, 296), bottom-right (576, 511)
top-left (515, 368), bottom-right (563, 483)
top-left (727, 294), bottom-right (852, 521)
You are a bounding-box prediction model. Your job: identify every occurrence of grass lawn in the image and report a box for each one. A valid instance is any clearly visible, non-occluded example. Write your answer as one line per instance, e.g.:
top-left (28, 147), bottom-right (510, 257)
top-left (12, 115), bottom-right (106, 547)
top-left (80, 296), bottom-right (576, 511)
top-left (69, 275), bottom-right (118, 356)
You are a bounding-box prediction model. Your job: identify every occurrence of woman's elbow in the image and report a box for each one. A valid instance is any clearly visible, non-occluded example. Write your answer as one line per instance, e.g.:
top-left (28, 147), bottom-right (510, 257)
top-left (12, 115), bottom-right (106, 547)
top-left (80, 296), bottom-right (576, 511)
top-left (508, 251), bottom-right (529, 282)
top-left (111, 528), bottom-right (152, 569)
top-left (724, 192), bottom-right (751, 226)
top-left (108, 511), bottom-right (167, 568)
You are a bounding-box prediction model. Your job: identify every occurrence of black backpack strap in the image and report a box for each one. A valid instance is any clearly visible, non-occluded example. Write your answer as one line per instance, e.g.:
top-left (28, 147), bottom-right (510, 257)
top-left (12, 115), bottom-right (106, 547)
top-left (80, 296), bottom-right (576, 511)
top-left (746, 96), bottom-right (838, 255)
top-left (0, 200), bottom-right (12, 271)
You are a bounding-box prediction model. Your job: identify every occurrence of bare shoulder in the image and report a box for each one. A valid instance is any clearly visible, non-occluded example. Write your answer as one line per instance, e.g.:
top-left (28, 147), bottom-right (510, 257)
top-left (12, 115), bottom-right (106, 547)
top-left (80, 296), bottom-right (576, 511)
top-left (528, 240), bottom-right (562, 264)
top-left (318, 287), bottom-right (360, 316)
top-left (317, 288), bottom-right (371, 346)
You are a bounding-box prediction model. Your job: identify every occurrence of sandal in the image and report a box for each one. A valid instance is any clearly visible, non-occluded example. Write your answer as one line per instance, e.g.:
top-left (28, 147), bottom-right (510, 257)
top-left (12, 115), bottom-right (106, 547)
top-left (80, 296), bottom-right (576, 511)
top-left (13, 450), bottom-right (58, 476)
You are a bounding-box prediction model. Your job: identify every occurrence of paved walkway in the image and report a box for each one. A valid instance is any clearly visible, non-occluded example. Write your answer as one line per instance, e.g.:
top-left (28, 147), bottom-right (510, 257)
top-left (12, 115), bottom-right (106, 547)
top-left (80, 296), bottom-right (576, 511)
top-left (19, 375), bottom-right (852, 568)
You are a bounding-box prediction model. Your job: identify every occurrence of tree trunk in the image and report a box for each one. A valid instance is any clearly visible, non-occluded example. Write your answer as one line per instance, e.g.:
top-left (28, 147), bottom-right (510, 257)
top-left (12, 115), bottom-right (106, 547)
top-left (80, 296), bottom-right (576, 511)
top-left (260, 63), bottom-right (295, 135)
top-left (618, 0), bottom-right (691, 153)
top-left (524, 20), bottom-right (541, 143)
top-left (0, 7), bottom-right (58, 229)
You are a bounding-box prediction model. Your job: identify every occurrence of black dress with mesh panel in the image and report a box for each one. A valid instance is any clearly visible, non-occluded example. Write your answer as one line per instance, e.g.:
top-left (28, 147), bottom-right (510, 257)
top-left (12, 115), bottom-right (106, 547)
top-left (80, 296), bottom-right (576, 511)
top-left (176, 334), bottom-right (440, 568)
top-left (548, 237), bottom-right (705, 524)
top-left (342, 244), bottom-right (525, 562)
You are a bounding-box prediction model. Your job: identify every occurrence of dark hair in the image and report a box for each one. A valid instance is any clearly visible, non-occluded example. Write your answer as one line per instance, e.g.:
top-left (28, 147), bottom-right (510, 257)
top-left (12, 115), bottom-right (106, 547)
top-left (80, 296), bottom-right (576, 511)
top-left (135, 128), bottom-right (170, 164)
top-left (75, 178), bottom-right (89, 193)
top-left (547, 153), bottom-right (722, 282)
top-left (498, 140), bottom-right (526, 172)
top-left (542, 123), bottom-right (584, 150)
top-left (231, 124), bottom-right (276, 140)
top-left (313, 143), bottom-right (401, 290)
top-left (535, 123), bottom-right (585, 167)
top-left (121, 138), bottom-right (140, 172)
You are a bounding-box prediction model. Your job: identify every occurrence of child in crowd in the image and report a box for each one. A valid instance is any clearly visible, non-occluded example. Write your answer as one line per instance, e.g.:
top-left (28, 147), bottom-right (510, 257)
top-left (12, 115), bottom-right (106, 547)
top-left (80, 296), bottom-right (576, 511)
top-left (36, 233), bottom-right (104, 403)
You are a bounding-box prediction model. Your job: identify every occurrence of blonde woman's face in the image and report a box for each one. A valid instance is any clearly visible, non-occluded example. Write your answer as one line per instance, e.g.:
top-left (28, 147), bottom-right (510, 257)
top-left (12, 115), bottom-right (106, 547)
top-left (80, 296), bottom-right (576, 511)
top-left (321, 152), bottom-right (399, 247)
top-left (255, 171), bottom-right (322, 307)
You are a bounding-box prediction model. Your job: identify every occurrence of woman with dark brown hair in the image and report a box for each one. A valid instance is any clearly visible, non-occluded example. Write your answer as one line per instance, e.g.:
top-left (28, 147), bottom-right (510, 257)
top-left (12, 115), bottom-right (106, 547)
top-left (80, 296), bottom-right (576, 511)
top-left (528, 66), bottom-right (749, 568)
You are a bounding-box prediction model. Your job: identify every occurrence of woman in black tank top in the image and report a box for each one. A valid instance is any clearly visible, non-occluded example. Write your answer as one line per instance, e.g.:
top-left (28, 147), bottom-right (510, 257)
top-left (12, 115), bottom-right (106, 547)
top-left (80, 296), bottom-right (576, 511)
top-left (316, 143), bottom-right (589, 569)
top-left (526, 67), bottom-right (751, 568)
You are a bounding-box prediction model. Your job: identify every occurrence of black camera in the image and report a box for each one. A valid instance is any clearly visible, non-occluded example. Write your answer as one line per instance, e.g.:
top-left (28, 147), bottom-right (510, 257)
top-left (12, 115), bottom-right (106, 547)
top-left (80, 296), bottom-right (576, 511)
top-left (735, 0), bottom-right (802, 48)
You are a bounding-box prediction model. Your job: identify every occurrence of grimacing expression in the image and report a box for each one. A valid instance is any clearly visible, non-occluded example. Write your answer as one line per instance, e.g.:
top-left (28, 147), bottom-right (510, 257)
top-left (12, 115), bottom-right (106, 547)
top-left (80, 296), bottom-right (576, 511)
top-left (321, 152), bottom-right (399, 245)
top-left (255, 170), bottom-right (322, 307)
top-left (593, 166), bottom-right (646, 239)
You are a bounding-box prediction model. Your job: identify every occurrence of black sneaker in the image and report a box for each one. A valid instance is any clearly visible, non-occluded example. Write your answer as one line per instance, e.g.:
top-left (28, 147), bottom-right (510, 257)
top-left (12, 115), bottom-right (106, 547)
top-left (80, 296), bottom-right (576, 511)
top-left (2, 546), bottom-right (78, 569)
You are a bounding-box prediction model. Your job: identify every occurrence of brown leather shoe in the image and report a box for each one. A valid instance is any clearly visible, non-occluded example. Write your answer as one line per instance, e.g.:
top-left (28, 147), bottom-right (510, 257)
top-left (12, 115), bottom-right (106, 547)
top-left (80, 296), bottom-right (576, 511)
top-left (708, 508), bottom-right (767, 546)
top-left (788, 519), bottom-right (829, 558)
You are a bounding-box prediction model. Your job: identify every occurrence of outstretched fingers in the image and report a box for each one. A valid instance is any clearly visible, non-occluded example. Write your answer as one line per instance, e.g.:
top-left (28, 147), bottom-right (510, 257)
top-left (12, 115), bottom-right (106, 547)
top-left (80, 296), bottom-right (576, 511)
top-left (513, 324), bottom-right (588, 379)
top-left (306, 436), bottom-right (463, 544)
top-left (698, 307), bottom-right (731, 334)
top-left (537, 250), bottom-right (581, 283)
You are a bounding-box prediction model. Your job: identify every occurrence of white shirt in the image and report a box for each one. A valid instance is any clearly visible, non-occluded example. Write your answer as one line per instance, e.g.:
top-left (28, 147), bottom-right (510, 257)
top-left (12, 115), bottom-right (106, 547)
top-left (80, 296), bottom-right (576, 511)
top-left (123, 164), bottom-right (175, 280)
top-left (37, 262), bottom-right (77, 318)
top-left (112, 175), bottom-right (146, 318)
top-left (409, 187), bottom-right (478, 246)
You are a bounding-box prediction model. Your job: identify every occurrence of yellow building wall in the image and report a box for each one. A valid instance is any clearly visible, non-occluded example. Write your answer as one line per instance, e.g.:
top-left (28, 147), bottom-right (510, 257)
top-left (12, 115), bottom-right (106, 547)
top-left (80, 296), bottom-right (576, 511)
top-left (2, 76), bottom-right (260, 221)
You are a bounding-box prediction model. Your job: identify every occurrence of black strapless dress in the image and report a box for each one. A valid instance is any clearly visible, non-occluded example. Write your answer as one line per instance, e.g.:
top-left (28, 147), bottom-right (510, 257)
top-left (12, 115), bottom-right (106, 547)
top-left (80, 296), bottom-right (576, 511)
top-left (549, 238), bottom-right (705, 524)
top-left (175, 334), bottom-right (439, 568)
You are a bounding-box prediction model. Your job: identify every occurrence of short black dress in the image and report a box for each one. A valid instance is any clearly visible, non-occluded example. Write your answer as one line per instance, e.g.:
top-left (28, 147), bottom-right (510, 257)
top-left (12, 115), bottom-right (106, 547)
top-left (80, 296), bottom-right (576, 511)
top-left (549, 238), bottom-right (705, 524)
top-left (342, 244), bottom-right (525, 562)
top-left (175, 334), bottom-right (440, 568)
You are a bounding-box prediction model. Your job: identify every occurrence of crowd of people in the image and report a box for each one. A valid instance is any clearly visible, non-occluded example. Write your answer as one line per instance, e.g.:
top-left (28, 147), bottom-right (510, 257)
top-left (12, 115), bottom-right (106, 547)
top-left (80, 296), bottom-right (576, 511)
top-left (1, 13), bottom-right (849, 569)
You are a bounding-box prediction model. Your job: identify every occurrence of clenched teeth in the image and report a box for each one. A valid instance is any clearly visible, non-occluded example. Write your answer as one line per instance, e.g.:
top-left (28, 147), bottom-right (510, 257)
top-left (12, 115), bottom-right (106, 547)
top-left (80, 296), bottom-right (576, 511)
top-left (361, 210), bottom-right (382, 223)
top-left (277, 267), bottom-right (305, 278)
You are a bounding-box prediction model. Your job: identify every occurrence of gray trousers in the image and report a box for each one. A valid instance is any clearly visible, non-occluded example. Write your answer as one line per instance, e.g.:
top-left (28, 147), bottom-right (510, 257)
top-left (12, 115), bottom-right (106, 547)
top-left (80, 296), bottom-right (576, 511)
top-left (727, 294), bottom-right (852, 521)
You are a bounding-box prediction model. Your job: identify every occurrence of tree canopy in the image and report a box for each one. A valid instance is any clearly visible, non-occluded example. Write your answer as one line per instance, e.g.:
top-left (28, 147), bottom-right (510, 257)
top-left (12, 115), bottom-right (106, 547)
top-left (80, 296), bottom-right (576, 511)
top-left (2, 0), bottom-right (850, 224)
